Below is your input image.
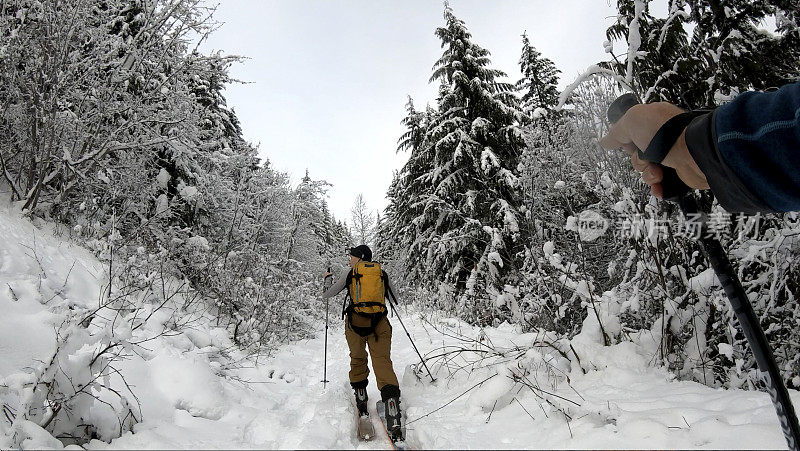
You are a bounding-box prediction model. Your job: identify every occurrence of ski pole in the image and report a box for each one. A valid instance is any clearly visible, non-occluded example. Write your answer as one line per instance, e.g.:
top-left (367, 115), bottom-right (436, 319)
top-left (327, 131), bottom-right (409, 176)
top-left (608, 95), bottom-right (800, 451)
top-left (322, 266), bottom-right (332, 388)
top-left (385, 286), bottom-right (436, 383)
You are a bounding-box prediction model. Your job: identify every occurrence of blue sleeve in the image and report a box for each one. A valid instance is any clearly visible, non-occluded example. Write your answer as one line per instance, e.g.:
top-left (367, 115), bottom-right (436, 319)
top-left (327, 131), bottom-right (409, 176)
top-left (714, 82), bottom-right (800, 212)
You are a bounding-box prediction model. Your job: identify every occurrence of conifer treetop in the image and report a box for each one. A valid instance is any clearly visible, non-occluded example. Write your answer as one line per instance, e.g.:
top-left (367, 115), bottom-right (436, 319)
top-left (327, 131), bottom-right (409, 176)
top-left (431, 3), bottom-right (509, 90)
top-left (516, 32), bottom-right (561, 113)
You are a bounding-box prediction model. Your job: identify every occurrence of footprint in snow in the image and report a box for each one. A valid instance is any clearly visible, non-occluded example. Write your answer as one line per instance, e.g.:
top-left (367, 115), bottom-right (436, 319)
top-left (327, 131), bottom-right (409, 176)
top-left (266, 368), bottom-right (297, 384)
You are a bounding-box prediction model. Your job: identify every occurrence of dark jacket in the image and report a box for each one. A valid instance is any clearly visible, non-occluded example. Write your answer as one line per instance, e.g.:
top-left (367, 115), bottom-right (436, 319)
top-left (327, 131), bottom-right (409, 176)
top-left (685, 81), bottom-right (800, 214)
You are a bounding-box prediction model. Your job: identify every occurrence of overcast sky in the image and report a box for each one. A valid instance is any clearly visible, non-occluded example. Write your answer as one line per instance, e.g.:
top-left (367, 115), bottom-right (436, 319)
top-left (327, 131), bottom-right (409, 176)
top-left (200, 1), bottom-right (622, 221)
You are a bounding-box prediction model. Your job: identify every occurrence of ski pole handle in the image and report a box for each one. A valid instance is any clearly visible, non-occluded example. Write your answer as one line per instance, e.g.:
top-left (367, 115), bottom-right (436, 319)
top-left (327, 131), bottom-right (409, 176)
top-left (322, 266), bottom-right (333, 294)
top-left (324, 266), bottom-right (332, 286)
top-left (607, 93), bottom-right (691, 202)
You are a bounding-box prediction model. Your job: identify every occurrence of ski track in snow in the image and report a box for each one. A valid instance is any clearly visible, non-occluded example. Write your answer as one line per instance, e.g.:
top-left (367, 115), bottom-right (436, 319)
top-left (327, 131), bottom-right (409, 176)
top-left (92, 322), bottom-right (392, 450)
top-left (0, 203), bottom-right (797, 450)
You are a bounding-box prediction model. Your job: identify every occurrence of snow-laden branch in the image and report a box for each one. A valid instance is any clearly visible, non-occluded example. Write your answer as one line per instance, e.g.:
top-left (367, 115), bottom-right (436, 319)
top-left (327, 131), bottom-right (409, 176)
top-left (656, 1), bottom-right (689, 53)
top-left (625, 0), bottom-right (647, 87)
top-left (556, 65), bottom-right (633, 111)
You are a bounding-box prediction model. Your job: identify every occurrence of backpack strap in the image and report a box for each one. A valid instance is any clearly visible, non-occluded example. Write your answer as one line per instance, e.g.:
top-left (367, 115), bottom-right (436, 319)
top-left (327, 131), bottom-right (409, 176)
top-left (349, 267), bottom-right (363, 305)
top-left (342, 268), bottom-right (369, 319)
top-left (342, 270), bottom-right (354, 320)
top-left (381, 270), bottom-right (398, 306)
top-left (348, 309), bottom-right (387, 339)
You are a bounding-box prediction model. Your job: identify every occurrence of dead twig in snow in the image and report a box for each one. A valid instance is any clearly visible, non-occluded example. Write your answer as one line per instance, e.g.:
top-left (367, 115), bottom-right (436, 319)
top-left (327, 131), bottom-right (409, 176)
top-left (407, 373), bottom-right (497, 426)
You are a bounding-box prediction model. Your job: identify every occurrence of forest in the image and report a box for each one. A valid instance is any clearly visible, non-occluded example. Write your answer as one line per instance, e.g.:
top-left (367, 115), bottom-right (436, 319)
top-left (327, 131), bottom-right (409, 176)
top-left (0, 0), bottom-right (799, 448)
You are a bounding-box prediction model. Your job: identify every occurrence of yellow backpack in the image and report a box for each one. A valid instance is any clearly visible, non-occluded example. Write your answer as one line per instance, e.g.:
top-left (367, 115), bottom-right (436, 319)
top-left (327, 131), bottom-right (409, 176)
top-left (347, 261), bottom-right (387, 316)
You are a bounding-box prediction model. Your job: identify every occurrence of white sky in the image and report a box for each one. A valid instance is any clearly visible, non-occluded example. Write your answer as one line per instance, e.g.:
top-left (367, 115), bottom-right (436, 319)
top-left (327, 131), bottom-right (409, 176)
top-left (200, 1), bottom-right (622, 221)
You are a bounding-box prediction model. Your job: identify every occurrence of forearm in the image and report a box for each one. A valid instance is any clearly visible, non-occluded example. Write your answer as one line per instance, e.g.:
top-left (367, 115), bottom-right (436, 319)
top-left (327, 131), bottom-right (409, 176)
top-left (685, 82), bottom-right (800, 213)
top-left (684, 111), bottom-right (768, 213)
top-left (322, 269), bottom-right (349, 298)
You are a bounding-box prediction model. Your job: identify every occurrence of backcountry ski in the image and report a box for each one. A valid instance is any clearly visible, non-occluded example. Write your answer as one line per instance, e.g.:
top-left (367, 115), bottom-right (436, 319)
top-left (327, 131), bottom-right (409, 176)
top-left (376, 400), bottom-right (408, 450)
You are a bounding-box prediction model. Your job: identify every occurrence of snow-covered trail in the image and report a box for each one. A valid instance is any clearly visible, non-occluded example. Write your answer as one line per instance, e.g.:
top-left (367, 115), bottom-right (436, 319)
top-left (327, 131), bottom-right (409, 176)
top-left (0, 203), bottom-right (796, 450)
top-left (93, 318), bottom-right (394, 450)
top-left (96, 312), bottom-right (796, 450)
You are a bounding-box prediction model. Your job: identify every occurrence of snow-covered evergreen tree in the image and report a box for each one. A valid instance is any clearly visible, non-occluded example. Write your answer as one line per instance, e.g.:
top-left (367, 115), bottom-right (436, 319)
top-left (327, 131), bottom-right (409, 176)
top-left (604, 0), bottom-right (800, 107)
top-left (516, 32), bottom-right (561, 117)
top-left (387, 4), bottom-right (525, 315)
top-left (379, 98), bottom-right (435, 279)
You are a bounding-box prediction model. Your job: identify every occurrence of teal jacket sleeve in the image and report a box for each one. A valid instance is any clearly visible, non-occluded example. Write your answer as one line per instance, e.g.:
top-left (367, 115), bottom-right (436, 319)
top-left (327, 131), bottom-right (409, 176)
top-left (685, 81), bottom-right (800, 214)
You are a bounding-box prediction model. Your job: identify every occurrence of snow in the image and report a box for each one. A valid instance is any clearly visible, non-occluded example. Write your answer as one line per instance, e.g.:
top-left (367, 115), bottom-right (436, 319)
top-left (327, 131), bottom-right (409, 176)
top-left (557, 64), bottom-right (628, 110)
top-left (480, 148), bottom-right (500, 173)
top-left (186, 235), bottom-right (210, 251)
top-left (487, 251), bottom-right (503, 268)
top-left (179, 184), bottom-right (199, 201)
top-left (688, 268), bottom-right (719, 294)
top-left (150, 353), bottom-right (228, 420)
top-left (156, 168), bottom-right (171, 189)
top-left (0, 205), bottom-right (797, 450)
top-left (15, 420), bottom-right (64, 450)
top-left (626, 0), bottom-right (646, 86)
top-left (543, 240), bottom-right (555, 257)
top-left (565, 215), bottom-right (578, 231)
top-left (0, 204), bottom-right (104, 380)
top-left (465, 366), bottom-right (516, 412)
top-left (155, 194), bottom-right (170, 217)
top-left (719, 343), bottom-right (735, 360)
top-left (97, 169), bottom-right (111, 185)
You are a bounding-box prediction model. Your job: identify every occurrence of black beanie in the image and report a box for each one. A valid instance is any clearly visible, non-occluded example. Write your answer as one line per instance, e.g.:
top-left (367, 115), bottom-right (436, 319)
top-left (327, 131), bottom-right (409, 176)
top-left (349, 245), bottom-right (372, 262)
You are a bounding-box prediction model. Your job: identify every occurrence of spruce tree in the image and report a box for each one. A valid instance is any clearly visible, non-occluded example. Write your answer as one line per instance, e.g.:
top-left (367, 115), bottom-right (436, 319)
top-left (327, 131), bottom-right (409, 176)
top-left (687, 0), bottom-right (800, 106)
top-left (604, 0), bottom-right (694, 105)
top-left (408, 4), bottom-right (525, 298)
top-left (605, 0), bottom-right (800, 108)
top-left (381, 98), bottom-right (435, 280)
top-left (376, 172), bottom-right (403, 267)
top-left (516, 32), bottom-right (561, 116)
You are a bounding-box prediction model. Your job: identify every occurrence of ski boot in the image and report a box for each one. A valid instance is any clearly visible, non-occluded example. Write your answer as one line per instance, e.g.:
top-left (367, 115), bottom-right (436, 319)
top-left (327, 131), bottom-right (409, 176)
top-left (385, 396), bottom-right (403, 441)
top-left (381, 384), bottom-right (404, 442)
top-left (352, 380), bottom-right (369, 417)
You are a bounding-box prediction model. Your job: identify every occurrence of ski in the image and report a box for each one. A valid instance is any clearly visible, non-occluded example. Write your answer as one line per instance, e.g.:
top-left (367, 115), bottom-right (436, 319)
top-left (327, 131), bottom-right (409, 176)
top-left (376, 400), bottom-right (409, 450)
top-left (354, 400), bottom-right (375, 441)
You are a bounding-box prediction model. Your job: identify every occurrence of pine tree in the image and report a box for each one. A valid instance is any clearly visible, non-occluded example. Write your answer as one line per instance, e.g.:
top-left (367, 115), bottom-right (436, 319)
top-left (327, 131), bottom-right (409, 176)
top-left (402, 4), bottom-right (525, 298)
top-left (687, 0), bottom-right (800, 105)
top-left (604, 0), bottom-right (800, 108)
top-left (516, 32), bottom-right (561, 117)
top-left (603, 0), bottom-right (694, 105)
top-left (380, 98), bottom-right (435, 279)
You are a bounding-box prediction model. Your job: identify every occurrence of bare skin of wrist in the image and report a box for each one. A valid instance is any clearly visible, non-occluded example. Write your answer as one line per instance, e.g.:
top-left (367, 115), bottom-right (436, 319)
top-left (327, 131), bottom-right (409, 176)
top-left (600, 102), bottom-right (710, 198)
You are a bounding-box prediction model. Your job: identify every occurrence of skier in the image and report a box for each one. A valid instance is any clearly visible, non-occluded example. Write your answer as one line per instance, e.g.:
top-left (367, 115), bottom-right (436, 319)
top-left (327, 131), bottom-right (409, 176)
top-left (600, 81), bottom-right (800, 214)
top-left (322, 244), bottom-right (404, 441)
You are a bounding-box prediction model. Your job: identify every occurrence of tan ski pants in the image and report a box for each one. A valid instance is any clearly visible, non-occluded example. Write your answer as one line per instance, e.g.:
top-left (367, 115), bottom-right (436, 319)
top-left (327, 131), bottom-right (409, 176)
top-left (345, 315), bottom-right (399, 390)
